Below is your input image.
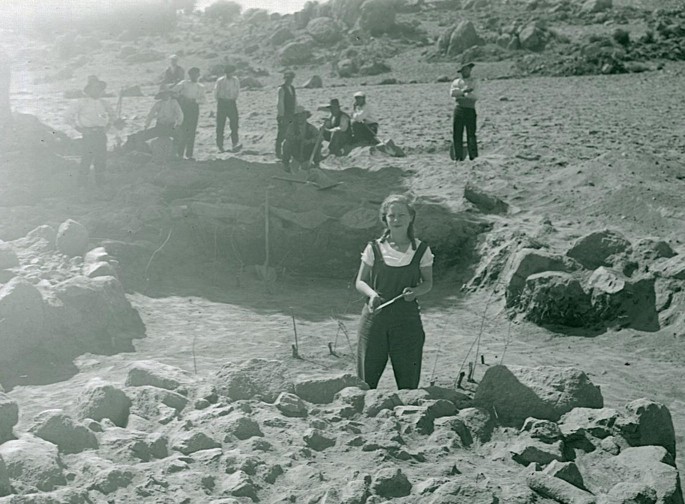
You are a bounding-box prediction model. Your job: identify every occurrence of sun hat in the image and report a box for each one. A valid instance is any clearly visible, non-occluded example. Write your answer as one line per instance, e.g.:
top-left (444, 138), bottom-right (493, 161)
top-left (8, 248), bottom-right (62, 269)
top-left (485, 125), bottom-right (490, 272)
top-left (458, 62), bottom-right (475, 73)
top-left (83, 75), bottom-right (107, 95)
top-left (353, 91), bottom-right (366, 98)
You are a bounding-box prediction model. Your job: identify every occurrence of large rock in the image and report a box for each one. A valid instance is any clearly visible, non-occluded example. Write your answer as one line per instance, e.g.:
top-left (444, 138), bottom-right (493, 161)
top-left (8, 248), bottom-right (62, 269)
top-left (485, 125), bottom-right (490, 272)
top-left (49, 275), bottom-right (145, 350)
top-left (307, 17), bottom-right (342, 44)
top-left (214, 359), bottom-right (294, 403)
top-left (330, 0), bottom-right (366, 27)
top-left (0, 278), bottom-right (46, 364)
top-left (171, 431), bottom-right (220, 455)
top-left (303, 75), bottom-right (323, 88)
top-left (654, 254), bottom-right (685, 280)
top-left (464, 183), bottom-right (508, 214)
top-left (76, 379), bottom-right (131, 427)
top-left (270, 27), bottom-right (294, 46)
top-left (127, 385), bottom-right (188, 421)
top-left (371, 467), bottom-right (411, 498)
top-left (623, 398), bottom-right (676, 457)
top-left (429, 482), bottom-right (498, 504)
top-left (519, 23), bottom-right (546, 52)
top-left (55, 219), bottom-right (89, 257)
top-left (275, 392), bottom-right (308, 418)
top-left (457, 407), bottom-right (494, 443)
top-left (294, 374), bottom-right (368, 404)
top-left (558, 407), bottom-right (619, 440)
top-left (542, 460), bottom-right (585, 490)
top-left (474, 365), bottom-right (603, 426)
top-left (359, 0), bottom-right (397, 35)
top-left (0, 435), bottom-right (66, 492)
top-left (509, 436), bottom-right (565, 466)
top-left (447, 20), bottom-right (482, 56)
top-left (518, 271), bottom-right (593, 327)
top-left (526, 472), bottom-right (595, 504)
top-left (587, 267), bottom-right (658, 331)
top-left (279, 40), bottom-right (314, 66)
top-left (566, 230), bottom-right (631, 270)
top-left (363, 390), bottom-right (401, 417)
top-left (29, 410), bottom-right (98, 454)
top-left (125, 360), bottom-right (192, 392)
top-left (581, 0), bottom-right (612, 14)
top-left (0, 394), bottom-right (18, 444)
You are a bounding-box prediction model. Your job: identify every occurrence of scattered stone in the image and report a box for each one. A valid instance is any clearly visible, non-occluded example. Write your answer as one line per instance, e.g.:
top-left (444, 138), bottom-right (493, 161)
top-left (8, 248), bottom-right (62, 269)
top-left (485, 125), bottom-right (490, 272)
top-left (342, 475), bottom-right (371, 504)
top-left (474, 365), bottom-right (603, 426)
top-left (623, 398), bottom-right (676, 457)
top-left (0, 394), bottom-right (18, 444)
top-left (125, 360), bottom-right (192, 392)
top-left (303, 428), bottom-right (336, 451)
top-left (171, 431), bottom-right (220, 455)
top-left (542, 460), bottom-right (585, 490)
top-left (526, 472), bottom-right (595, 504)
top-left (519, 271), bottom-right (594, 327)
top-left (295, 374), bottom-right (368, 404)
top-left (338, 58), bottom-right (358, 78)
top-left (0, 435), bottom-right (66, 492)
top-left (394, 406), bottom-right (434, 435)
top-left (464, 183), bottom-right (509, 214)
top-left (29, 409), bottom-right (98, 454)
top-left (221, 470), bottom-right (258, 500)
top-left (421, 399), bottom-right (457, 419)
top-left (510, 436), bottom-right (565, 466)
top-left (128, 385), bottom-right (188, 421)
top-left (215, 358), bottom-right (294, 403)
top-left (334, 387), bottom-right (366, 414)
top-left (581, 0), bottom-right (612, 14)
top-left (423, 386), bottom-right (472, 409)
top-left (519, 23), bottom-right (547, 52)
top-left (76, 379), bottom-right (131, 427)
top-left (55, 219), bottom-right (89, 257)
top-left (0, 488), bottom-right (90, 503)
top-left (606, 482), bottom-right (658, 504)
top-left (566, 229), bottom-right (631, 270)
top-left (82, 261), bottom-right (117, 279)
top-left (457, 407), bottom-right (495, 443)
top-left (303, 75), bottom-right (323, 88)
top-left (599, 436), bottom-right (622, 456)
top-left (363, 390), bottom-right (401, 417)
top-left (275, 392), bottom-right (308, 418)
top-left (370, 467), bottom-right (411, 498)
top-left (558, 407), bottom-right (619, 440)
top-left (222, 414), bottom-right (263, 440)
top-left (522, 418), bottom-right (562, 443)
top-left (88, 466), bottom-right (134, 495)
top-left (654, 254), bottom-right (685, 280)
top-left (429, 481), bottom-right (498, 503)
top-left (433, 416), bottom-right (472, 446)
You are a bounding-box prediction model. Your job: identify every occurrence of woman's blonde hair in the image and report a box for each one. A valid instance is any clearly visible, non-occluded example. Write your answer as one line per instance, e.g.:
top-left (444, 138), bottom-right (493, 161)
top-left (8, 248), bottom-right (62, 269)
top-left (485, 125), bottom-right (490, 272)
top-left (378, 194), bottom-right (417, 250)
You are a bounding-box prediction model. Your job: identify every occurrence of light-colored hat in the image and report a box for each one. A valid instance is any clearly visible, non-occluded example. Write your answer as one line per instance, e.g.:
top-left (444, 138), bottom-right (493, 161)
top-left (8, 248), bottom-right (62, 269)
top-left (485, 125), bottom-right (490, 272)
top-left (294, 105), bottom-right (311, 117)
top-left (458, 62), bottom-right (475, 73)
top-left (353, 91), bottom-right (366, 98)
top-left (170, 54), bottom-right (179, 61)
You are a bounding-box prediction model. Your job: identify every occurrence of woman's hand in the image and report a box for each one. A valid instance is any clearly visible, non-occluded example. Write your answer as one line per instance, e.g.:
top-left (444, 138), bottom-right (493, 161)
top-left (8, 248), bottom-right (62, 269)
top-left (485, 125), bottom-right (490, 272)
top-left (402, 287), bottom-right (416, 302)
top-left (368, 292), bottom-right (383, 312)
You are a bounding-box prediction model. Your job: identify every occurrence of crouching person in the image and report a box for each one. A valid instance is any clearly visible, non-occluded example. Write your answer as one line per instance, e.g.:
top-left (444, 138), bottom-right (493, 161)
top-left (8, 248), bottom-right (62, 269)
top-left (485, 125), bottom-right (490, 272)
top-left (282, 105), bottom-right (320, 172)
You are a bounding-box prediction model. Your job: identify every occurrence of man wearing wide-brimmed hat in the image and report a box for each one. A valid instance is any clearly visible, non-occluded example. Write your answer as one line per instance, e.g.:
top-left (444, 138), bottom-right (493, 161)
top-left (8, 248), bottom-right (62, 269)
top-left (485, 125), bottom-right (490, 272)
top-left (65, 75), bottom-right (116, 187)
top-left (281, 105), bottom-right (319, 172)
top-left (125, 84), bottom-right (184, 152)
top-left (450, 61), bottom-right (479, 162)
top-left (214, 64), bottom-right (241, 153)
top-left (275, 69), bottom-right (297, 159)
top-left (321, 98), bottom-right (352, 157)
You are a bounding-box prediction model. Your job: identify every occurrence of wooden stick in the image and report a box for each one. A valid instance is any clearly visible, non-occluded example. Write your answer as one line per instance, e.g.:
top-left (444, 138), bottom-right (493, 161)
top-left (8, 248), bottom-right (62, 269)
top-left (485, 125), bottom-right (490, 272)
top-left (264, 188), bottom-right (270, 272)
top-left (291, 309), bottom-right (300, 358)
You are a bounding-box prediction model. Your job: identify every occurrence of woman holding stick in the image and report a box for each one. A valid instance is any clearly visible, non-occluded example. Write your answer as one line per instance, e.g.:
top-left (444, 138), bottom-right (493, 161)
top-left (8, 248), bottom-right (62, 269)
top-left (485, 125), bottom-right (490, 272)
top-left (355, 194), bottom-right (434, 389)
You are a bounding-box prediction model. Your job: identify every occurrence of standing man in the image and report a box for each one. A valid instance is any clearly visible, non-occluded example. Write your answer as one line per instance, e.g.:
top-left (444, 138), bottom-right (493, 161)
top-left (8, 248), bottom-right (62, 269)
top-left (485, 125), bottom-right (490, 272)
top-left (275, 70), bottom-right (297, 159)
top-left (351, 91), bottom-right (379, 145)
top-left (321, 98), bottom-right (352, 157)
top-left (66, 76), bottom-right (116, 188)
top-left (214, 65), bottom-right (241, 153)
top-left (162, 55), bottom-right (185, 86)
top-left (450, 62), bottom-right (479, 162)
top-left (174, 67), bottom-right (206, 160)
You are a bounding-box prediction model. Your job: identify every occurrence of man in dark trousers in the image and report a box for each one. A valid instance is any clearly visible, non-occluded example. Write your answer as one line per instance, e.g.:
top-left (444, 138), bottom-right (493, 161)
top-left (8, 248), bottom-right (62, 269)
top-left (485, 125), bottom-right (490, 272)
top-left (174, 67), bottom-right (206, 160)
top-left (162, 54), bottom-right (185, 86)
top-left (450, 62), bottom-right (479, 161)
top-left (214, 64), bottom-right (241, 153)
top-left (321, 98), bottom-right (352, 157)
top-left (275, 70), bottom-right (296, 159)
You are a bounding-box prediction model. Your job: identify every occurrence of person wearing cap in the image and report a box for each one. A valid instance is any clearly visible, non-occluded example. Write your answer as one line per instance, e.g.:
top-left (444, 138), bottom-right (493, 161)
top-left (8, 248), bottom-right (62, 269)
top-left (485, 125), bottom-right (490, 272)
top-left (214, 64), bottom-right (241, 152)
top-left (162, 55), bottom-right (185, 86)
top-left (65, 76), bottom-right (116, 187)
top-left (126, 85), bottom-right (184, 151)
top-left (450, 62), bottom-right (479, 161)
top-left (351, 91), bottom-right (379, 146)
top-left (321, 98), bottom-right (352, 157)
top-left (275, 70), bottom-right (297, 159)
top-left (174, 67), bottom-right (206, 160)
top-left (281, 105), bottom-right (319, 172)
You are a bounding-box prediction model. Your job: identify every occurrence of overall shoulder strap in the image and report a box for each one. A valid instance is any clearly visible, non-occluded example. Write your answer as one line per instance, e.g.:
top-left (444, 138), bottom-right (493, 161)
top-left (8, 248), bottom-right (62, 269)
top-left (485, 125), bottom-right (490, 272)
top-left (410, 241), bottom-right (428, 267)
top-left (370, 240), bottom-right (382, 265)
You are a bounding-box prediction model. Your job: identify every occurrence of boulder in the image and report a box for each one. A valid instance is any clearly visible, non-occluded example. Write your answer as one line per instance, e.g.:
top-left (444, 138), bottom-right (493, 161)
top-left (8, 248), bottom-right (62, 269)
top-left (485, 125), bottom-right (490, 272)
top-left (507, 35), bottom-right (521, 50)
top-left (605, 482), bottom-right (658, 504)
top-left (623, 398), bottom-right (676, 457)
top-left (0, 278), bottom-right (46, 364)
top-left (496, 33), bottom-right (512, 48)
top-left (275, 392), bottom-right (308, 418)
top-left (125, 360), bottom-right (192, 392)
top-left (429, 482), bottom-right (498, 504)
top-left (519, 23), bottom-right (546, 52)
top-left (334, 387), bottom-right (366, 414)
top-left (29, 409), bottom-right (98, 454)
top-left (0, 435), bottom-right (66, 492)
top-left (359, 61), bottom-right (391, 76)
top-left (270, 28), bottom-right (294, 46)
top-left (0, 243), bottom-right (18, 270)
top-left (504, 248), bottom-right (579, 307)
top-left (294, 374), bottom-right (368, 404)
top-left (330, 0), bottom-right (366, 27)
top-left (76, 379), bottom-right (131, 427)
top-left (542, 460), bottom-right (585, 490)
top-left (526, 472), bottom-right (595, 504)
top-left (221, 470), bottom-right (258, 500)
top-left (342, 475), bottom-right (371, 503)
top-left (581, 0), bottom-right (612, 14)
top-left (566, 230), bottom-right (631, 270)
top-left (509, 436), bottom-right (565, 466)
top-left (83, 261), bottom-right (117, 279)
top-left (632, 238), bottom-right (676, 262)
top-left (518, 271), bottom-right (593, 327)
top-left (88, 465), bottom-right (134, 495)
top-left (457, 407), bottom-right (494, 443)
top-left (473, 365), bottom-right (603, 426)
top-left (447, 20), bottom-right (482, 56)
top-left (587, 268), bottom-right (658, 331)
top-left (0, 393), bottom-right (18, 444)
top-left (464, 183), bottom-right (509, 214)
top-left (221, 414), bottom-right (263, 440)
top-left (371, 467), bottom-right (411, 498)
top-left (303, 428), bottom-right (336, 451)
top-left (127, 385), bottom-right (188, 420)
top-left (279, 40), bottom-right (314, 66)
top-left (521, 418), bottom-right (562, 443)
top-left (359, 0), bottom-right (397, 35)
top-left (214, 358), bottom-right (294, 403)
top-left (171, 431), bottom-right (220, 455)
top-left (394, 406), bottom-right (434, 435)
top-left (363, 390), bottom-right (401, 417)
top-left (337, 58), bottom-right (357, 77)
top-left (55, 219), bottom-right (89, 257)
top-left (558, 407), bottom-right (619, 440)
top-left (654, 254), bottom-right (685, 281)
top-left (433, 416), bottom-right (472, 446)
top-left (303, 75), bottom-right (323, 88)
top-left (307, 17), bottom-right (342, 44)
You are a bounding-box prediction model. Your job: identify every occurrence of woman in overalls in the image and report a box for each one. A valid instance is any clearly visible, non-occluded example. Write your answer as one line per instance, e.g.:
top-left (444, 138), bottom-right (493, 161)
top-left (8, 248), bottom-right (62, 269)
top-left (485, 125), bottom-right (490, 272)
top-left (355, 194), bottom-right (434, 389)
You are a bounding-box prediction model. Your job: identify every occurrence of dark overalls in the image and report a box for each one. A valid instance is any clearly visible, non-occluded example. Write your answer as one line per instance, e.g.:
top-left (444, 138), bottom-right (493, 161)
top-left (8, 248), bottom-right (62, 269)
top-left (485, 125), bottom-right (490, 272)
top-left (357, 240), bottom-right (428, 390)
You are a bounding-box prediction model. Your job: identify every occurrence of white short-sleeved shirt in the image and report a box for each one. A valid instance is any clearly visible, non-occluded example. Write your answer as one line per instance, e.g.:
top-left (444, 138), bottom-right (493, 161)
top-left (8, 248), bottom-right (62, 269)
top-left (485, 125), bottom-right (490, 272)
top-left (361, 239), bottom-right (434, 268)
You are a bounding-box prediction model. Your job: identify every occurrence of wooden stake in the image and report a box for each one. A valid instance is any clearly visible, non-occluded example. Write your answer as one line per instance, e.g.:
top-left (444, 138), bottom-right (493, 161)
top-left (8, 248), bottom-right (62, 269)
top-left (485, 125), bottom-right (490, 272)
top-left (264, 188), bottom-right (270, 272)
top-left (457, 371), bottom-right (465, 389)
top-left (467, 362), bottom-right (475, 382)
top-left (291, 309), bottom-right (300, 359)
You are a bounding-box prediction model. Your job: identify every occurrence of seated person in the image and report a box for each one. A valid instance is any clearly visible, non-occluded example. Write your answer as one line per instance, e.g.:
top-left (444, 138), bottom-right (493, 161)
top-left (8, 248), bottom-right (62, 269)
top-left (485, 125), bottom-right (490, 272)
top-left (282, 105), bottom-right (320, 172)
top-left (126, 86), bottom-right (184, 151)
top-left (320, 98), bottom-right (352, 156)
top-left (351, 91), bottom-right (379, 145)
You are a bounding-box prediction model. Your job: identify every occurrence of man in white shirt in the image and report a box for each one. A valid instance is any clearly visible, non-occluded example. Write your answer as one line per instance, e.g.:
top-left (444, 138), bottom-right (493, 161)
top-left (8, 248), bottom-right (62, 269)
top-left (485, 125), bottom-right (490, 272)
top-left (450, 62), bottom-right (479, 161)
top-left (125, 86), bottom-right (184, 153)
top-left (174, 67), bottom-right (206, 160)
top-left (65, 76), bottom-right (116, 187)
top-left (351, 91), bottom-right (379, 145)
top-left (214, 65), bottom-right (241, 153)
